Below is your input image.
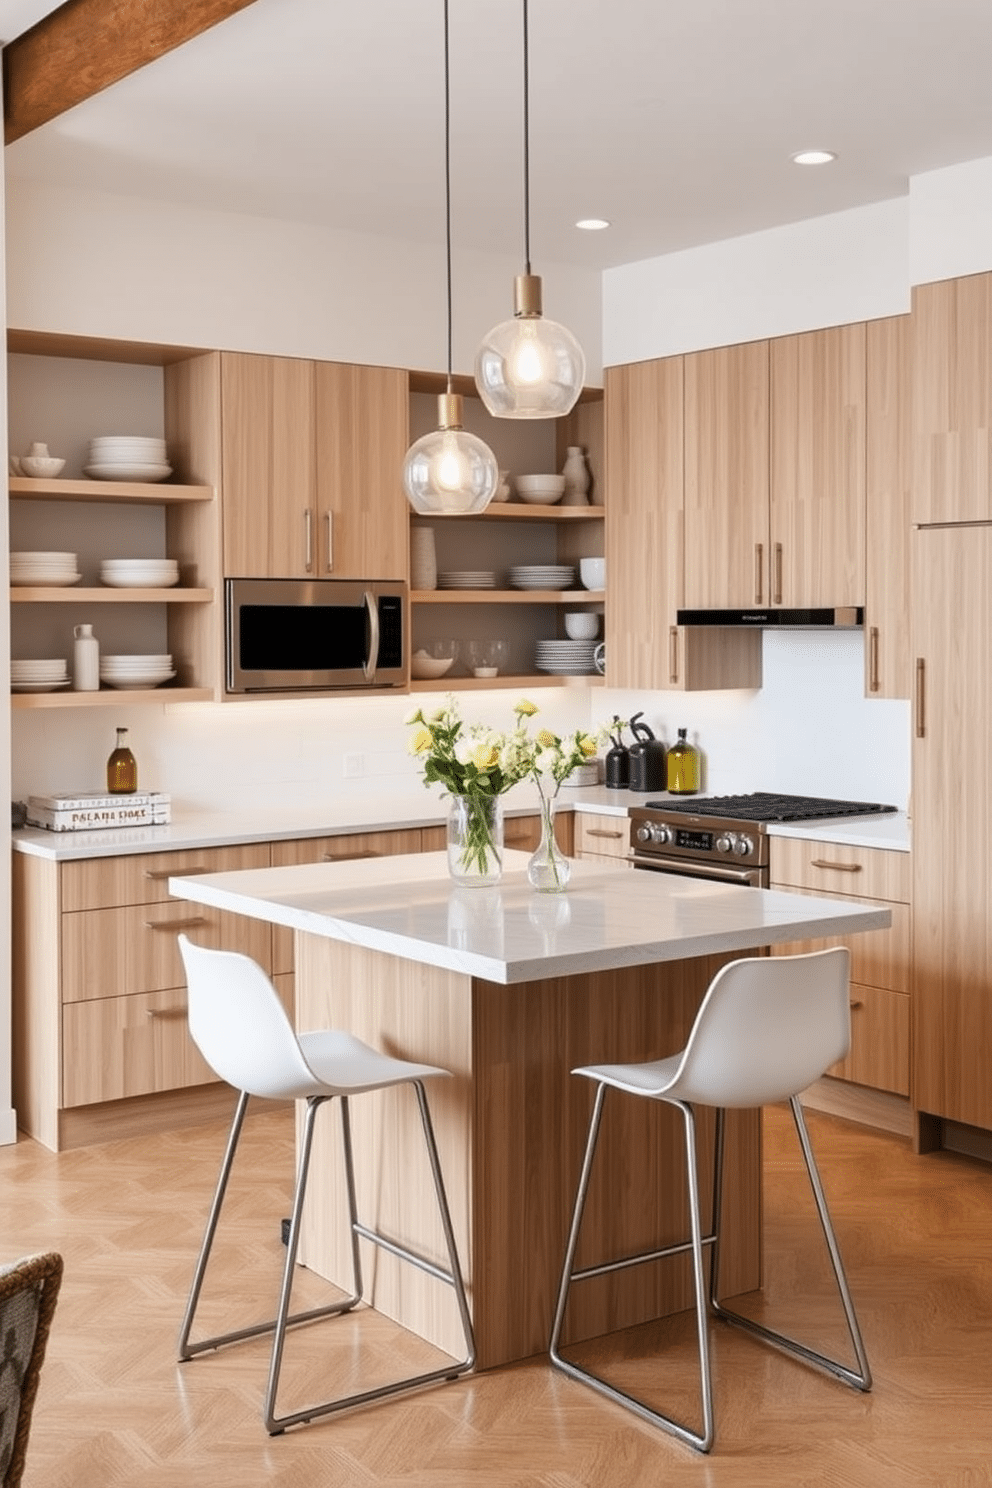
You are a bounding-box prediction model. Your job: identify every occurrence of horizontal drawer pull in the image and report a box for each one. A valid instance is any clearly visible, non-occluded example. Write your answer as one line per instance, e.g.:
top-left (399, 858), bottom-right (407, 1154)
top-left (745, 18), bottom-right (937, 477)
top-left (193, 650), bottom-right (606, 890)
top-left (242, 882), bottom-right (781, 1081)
top-left (143, 915), bottom-right (208, 931)
top-left (146, 1005), bottom-right (188, 1020)
top-left (321, 850), bottom-right (382, 861)
top-left (145, 867), bottom-right (212, 880)
top-left (849, 1000), bottom-right (864, 1011)
top-left (809, 859), bottom-right (862, 873)
top-left (586, 828), bottom-right (624, 840)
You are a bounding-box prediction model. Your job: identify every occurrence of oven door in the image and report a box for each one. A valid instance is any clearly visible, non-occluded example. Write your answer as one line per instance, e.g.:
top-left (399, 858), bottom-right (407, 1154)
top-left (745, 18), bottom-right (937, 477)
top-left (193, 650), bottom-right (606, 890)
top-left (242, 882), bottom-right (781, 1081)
top-left (630, 853), bottom-right (767, 888)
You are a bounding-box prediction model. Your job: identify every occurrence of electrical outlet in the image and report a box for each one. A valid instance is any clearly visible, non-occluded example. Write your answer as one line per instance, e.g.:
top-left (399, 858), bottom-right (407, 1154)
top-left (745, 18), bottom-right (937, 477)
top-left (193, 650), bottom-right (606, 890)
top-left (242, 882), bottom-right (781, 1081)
top-left (343, 753), bottom-right (364, 778)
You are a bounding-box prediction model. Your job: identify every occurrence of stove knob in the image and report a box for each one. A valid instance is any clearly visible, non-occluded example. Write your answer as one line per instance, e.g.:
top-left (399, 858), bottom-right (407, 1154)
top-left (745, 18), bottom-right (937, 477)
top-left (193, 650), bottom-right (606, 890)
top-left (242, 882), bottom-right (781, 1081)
top-left (734, 834), bottom-right (756, 858)
top-left (635, 824), bottom-right (653, 844)
top-left (715, 834), bottom-right (733, 854)
top-left (650, 824), bottom-right (672, 846)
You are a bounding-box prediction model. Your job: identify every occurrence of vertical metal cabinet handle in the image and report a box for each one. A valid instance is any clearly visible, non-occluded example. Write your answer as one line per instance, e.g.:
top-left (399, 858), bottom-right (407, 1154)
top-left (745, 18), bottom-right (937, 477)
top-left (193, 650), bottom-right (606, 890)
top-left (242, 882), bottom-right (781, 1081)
top-left (669, 625), bottom-right (679, 684)
top-left (325, 511), bottom-right (334, 572)
top-left (754, 543), bottom-right (763, 604)
top-left (869, 627), bottom-right (880, 693)
top-left (915, 658), bottom-right (926, 738)
top-left (304, 508), bottom-right (314, 571)
top-left (774, 542), bottom-right (783, 604)
top-left (363, 591), bottom-right (380, 682)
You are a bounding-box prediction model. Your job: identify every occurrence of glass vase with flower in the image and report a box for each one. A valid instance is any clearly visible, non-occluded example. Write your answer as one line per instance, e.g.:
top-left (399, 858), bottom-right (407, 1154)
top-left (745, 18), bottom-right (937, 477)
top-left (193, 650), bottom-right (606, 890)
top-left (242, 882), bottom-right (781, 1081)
top-left (521, 720), bottom-right (601, 892)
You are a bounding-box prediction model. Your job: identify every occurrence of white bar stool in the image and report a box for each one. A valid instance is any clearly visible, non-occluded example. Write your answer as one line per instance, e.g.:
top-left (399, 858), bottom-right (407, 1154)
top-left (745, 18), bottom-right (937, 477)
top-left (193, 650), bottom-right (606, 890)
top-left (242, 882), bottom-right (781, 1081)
top-left (176, 935), bottom-right (475, 1434)
top-left (549, 947), bottom-right (871, 1453)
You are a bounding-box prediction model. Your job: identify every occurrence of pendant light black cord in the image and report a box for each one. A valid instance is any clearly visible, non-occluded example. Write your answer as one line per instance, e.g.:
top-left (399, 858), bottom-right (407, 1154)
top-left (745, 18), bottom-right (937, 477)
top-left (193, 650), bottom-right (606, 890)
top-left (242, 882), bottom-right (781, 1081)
top-left (522, 0), bottom-right (531, 275)
top-left (444, 0), bottom-right (454, 394)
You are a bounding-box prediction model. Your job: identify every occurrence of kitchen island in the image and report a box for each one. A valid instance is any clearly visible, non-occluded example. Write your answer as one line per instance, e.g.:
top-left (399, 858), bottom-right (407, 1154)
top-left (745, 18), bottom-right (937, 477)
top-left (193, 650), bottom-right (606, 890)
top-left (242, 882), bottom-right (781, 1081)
top-left (170, 851), bottom-right (890, 1370)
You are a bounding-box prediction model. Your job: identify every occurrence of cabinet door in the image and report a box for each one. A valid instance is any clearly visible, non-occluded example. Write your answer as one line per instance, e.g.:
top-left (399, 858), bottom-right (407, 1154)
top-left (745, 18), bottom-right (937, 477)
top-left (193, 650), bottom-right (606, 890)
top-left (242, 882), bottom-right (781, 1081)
top-left (770, 324), bottom-right (866, 608)
top-left (913, 273), bottom-right (992, 524)
top-left (684, 341), bottom-right (770, 608)
top-left (314, 362), bottom-right (409, 579)
top-left (912, 526), bottom-right (992, 1129)
top-left (865, 315), bottom-right (912, 699)
top-left (221, 352), bottom-right (315, 577)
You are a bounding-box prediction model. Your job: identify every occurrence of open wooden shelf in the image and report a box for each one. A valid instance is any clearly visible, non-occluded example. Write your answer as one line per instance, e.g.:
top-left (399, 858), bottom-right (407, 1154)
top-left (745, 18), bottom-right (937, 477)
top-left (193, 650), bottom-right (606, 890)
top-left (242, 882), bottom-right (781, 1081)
top-left (409, 673), bottom-right (603, 693)
top-left (8, 476), bottom-right (214, 503)
top-left (11, 686), bottom-right (213, 710)
top-left (10, 587), bottom-right (213, 603)
top-left (412, 589), bottom-right (604, 605)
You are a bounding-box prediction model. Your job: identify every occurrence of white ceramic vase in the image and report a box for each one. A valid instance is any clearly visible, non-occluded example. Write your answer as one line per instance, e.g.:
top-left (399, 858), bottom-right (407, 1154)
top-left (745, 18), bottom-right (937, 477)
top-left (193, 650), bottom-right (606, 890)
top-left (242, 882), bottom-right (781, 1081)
top-left (72, 623), bottom-right (100, 692)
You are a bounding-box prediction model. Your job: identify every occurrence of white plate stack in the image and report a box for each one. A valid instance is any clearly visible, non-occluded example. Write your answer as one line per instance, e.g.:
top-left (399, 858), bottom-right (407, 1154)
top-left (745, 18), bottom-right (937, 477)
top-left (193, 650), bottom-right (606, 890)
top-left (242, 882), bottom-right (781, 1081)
top-left (10, 658), bottom-right (69, 692)
top-left (508, 565), bottom-right (576, 591)
top-left (99, 558), bottom-right (180, 588)
top-left (85, 436), bottom-right (172, 482)
top-left (99, 653), bottom-right (176, 689)
top-left (438, 570), bottom-right (496, 589)
top-left (534, 639), bottom-right (599, 675)
top-left (10, 551), bottom-right (80, 587)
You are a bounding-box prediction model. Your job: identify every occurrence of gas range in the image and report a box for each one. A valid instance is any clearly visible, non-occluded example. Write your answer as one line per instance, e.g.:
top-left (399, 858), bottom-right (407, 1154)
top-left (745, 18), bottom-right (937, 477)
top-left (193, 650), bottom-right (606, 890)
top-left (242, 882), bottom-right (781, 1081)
top-left (628, 793), bottom-right (897, 887)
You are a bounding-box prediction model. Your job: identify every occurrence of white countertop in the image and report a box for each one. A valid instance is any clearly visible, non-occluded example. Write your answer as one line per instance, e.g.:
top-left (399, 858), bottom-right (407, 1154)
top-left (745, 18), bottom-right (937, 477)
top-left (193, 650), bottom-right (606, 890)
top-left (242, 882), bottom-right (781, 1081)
top-left (10, 785), bottom-right (909, 861)
top-left (169, 850), bottom-right (891, 986)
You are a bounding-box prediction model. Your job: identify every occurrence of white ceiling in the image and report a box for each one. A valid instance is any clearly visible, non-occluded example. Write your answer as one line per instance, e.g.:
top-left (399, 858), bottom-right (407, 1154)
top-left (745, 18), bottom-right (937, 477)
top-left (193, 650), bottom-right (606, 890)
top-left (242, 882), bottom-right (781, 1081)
top-left (4, 0), bottom-right (992, 272)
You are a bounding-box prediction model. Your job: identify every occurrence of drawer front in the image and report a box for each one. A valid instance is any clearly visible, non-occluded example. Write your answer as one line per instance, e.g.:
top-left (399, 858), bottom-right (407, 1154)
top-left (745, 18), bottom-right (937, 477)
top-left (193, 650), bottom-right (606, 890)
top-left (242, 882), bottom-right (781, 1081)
top-left (62, 988), bottom-right (219, 1107)
top-left (771, 837), bottom-right (910, 902)
top-left (61, 843), bottom-right (272, 912)
top-left (573, 812), bottom-right (630, 861)
top-left (770, 886), bottom-right (910, 993)
top-left (61, 901), bottom-right (273, 1004)
top-left (827, 985), bottom-right (910, 1097)
top-left (270, 829), bottom-right (424, 975)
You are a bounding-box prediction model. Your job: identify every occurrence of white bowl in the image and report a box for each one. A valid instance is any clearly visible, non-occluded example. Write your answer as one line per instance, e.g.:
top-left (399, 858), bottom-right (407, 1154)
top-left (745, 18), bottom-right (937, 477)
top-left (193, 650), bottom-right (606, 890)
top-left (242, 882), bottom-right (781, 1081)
top-left (411, 652), bottom-right (456, 680)
top-left (579, 557), bottom-right (606, 591)
top-left (515, 474), bottom-right (566, 504)
top-left (564, 611), bottom-right (600, 640)
top-left (19, 455), bottom-right (66, 478)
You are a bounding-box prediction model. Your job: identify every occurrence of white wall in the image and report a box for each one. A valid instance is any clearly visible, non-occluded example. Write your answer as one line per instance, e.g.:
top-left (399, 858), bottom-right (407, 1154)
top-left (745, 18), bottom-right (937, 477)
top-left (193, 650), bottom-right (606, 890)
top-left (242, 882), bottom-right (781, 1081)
top-left (1, 97), bottom-right (16, 1145)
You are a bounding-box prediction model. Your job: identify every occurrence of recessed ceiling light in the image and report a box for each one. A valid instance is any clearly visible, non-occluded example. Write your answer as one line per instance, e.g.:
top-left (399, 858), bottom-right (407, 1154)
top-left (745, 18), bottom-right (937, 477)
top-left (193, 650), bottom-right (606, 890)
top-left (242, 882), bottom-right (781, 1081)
top-left (791, 149), bottom-right (837, 166)
top-left (575, 218), bottom-right (610, 231)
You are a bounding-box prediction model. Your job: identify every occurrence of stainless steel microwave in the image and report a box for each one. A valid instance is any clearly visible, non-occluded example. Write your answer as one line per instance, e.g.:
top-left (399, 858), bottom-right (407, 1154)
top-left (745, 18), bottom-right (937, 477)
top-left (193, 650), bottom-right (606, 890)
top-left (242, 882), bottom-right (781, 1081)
top-left (225, 578), bottom-right (407, 693)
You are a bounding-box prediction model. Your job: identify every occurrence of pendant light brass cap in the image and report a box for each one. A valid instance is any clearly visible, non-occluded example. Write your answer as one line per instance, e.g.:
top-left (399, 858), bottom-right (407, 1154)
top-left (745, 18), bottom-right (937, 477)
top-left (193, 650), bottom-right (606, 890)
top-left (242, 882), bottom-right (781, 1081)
top-left (437, 391), bottom-right (464, 430)
top-left (513, 273), bottom-right (543, 319)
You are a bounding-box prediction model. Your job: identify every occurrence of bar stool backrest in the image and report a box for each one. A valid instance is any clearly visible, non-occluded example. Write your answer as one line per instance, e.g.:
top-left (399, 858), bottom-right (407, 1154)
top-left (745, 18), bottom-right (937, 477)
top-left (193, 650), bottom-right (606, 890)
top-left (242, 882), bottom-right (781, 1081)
top-left (667, 947), bottom-right (851, 1109)
top-left (178, 935), bottom-right (321, 1100)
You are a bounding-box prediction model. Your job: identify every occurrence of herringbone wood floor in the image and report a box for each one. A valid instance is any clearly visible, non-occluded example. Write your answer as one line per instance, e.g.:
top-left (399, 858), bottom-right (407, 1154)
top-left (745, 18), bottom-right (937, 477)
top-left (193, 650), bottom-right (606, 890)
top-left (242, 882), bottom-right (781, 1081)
top-left (1, 1101), bottom-right (990, 1486)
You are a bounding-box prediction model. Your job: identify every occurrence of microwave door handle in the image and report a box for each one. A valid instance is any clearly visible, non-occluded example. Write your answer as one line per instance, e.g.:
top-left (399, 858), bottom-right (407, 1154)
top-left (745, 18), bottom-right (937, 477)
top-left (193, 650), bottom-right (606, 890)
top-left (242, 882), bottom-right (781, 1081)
top-left (363, 591), bottom-right (380, 682)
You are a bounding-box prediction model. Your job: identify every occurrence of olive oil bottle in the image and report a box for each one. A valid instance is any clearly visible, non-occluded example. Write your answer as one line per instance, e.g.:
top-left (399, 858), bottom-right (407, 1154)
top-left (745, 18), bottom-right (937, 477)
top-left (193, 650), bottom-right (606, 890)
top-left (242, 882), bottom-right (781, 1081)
top-left (107, 727), bottom-right (138, 794)
top-left (666, 728), bottom-right (699, 795)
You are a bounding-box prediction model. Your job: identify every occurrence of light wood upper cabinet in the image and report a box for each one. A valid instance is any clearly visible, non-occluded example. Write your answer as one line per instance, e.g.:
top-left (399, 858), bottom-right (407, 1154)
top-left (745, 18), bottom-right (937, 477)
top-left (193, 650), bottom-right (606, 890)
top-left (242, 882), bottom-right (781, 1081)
top-left (220, 353), bottom-right (409, 580)
top-left (314, 361), bottom-right (408, 580)
top-left (605, 357), bottom-right (760, 690)
top-left (912, 524), bottom-right (992, 1132)
top-left (684, 340), bottom-right (770, 608)
top-left (912, 272), bottom-right (992, 524)
top-left (770, 322), bottom-right (866, 608)
top-left (865, 315), bottom-right (912, 699)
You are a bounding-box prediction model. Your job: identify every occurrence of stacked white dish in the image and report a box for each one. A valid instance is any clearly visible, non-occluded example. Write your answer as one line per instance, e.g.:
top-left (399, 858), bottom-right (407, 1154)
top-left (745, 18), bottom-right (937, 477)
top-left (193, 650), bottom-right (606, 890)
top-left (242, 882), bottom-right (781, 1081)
top-left (100, 653), bottom-right (176, 689)
top-left (10, 551), bottom-right (81, 587)
top-left (99, 557), bottom-right (180, 588)
top-left (85, 436), bottom-right (172, 482)
top-left (10, 658), bottom-right (69, 693)
top-left (534, 639), bottom-right (599, 675)
top-left (509, 564), bottom-right (575, 591)
top-left (438, 570), bottom-right (496, 589)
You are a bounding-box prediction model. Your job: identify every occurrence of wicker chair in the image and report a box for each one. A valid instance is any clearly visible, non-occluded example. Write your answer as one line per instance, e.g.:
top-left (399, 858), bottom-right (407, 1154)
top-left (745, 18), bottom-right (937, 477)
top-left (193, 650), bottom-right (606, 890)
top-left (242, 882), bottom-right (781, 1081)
top-left (0, 1252), bottom-right (63, 1488)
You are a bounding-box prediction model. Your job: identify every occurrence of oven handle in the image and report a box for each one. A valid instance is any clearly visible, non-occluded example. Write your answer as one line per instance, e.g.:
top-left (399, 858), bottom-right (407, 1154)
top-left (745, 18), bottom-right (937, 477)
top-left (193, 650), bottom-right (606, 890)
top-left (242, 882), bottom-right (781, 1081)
top-left (630, 853), bottom-right (765, 887)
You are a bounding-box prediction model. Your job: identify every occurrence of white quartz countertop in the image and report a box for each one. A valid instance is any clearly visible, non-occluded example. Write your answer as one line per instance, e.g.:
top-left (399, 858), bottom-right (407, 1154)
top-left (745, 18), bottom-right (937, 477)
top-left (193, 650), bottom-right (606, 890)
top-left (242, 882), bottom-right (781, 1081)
top-left (169, 850), bottom-right (891, 986)
top-left (10, 786), bottom-right (909, 861)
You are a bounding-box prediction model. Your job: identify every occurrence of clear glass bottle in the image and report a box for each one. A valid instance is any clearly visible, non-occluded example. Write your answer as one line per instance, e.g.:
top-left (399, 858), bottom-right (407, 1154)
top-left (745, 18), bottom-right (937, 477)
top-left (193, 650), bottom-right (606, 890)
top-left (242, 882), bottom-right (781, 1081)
top-left (666, 728), bottom-right (700, 795)
top-left (107, 727), bottom-right (138, 795)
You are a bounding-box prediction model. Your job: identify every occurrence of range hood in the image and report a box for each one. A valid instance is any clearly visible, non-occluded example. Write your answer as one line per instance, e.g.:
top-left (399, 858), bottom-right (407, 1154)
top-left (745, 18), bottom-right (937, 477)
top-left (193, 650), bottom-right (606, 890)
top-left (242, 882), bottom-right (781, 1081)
top-left (676, 606), bottom-right (864, 629)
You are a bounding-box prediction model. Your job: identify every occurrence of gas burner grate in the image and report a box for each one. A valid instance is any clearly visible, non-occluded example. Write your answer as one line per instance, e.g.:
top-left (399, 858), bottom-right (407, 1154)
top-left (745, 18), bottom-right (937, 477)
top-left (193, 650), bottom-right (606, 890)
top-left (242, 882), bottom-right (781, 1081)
top-left (642, 792), bottom-right (898, 823)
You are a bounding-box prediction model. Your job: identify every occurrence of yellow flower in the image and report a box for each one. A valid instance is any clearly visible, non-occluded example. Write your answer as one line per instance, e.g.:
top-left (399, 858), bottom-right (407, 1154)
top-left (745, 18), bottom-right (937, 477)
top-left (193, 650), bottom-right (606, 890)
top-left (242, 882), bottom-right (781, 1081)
top-left (471, 742), bottom-right (500, 771)
top-left (536, 728), bottom-right (557, 749)
top-left (408, 727), bottom-right (433, 756)
top-left (578, 734), bottom-right (597, 758)
top-left (514, 698), bottom-right (538, 718)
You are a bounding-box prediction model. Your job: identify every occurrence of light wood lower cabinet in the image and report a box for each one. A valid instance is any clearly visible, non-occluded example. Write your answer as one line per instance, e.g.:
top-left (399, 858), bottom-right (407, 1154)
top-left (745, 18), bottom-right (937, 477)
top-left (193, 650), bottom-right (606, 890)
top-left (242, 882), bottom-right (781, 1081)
top-left (770, 838), bottom-right (911, 1097)
top-left (572, 810), bottom-right (631, 865)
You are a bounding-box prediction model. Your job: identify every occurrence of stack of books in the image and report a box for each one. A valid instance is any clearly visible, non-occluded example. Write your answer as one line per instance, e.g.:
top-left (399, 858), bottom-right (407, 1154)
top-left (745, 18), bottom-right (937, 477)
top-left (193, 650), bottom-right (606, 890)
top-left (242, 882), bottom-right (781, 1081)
top-left (26, 790), bottom-right (172, 832)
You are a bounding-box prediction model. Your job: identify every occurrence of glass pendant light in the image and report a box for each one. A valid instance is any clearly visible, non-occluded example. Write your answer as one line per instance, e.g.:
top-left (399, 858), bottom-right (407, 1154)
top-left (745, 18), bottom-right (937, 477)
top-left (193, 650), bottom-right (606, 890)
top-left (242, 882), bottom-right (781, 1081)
top-left (403, 0), bottom-right (498, 516)
top-left (474, 0), bottom-right (585, 419)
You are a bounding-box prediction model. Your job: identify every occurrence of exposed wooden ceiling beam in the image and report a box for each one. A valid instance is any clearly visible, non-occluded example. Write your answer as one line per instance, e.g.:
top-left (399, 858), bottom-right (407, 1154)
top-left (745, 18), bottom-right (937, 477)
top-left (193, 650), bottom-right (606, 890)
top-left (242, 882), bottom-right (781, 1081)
top-left (3, 0), bottom-right (261, 146)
